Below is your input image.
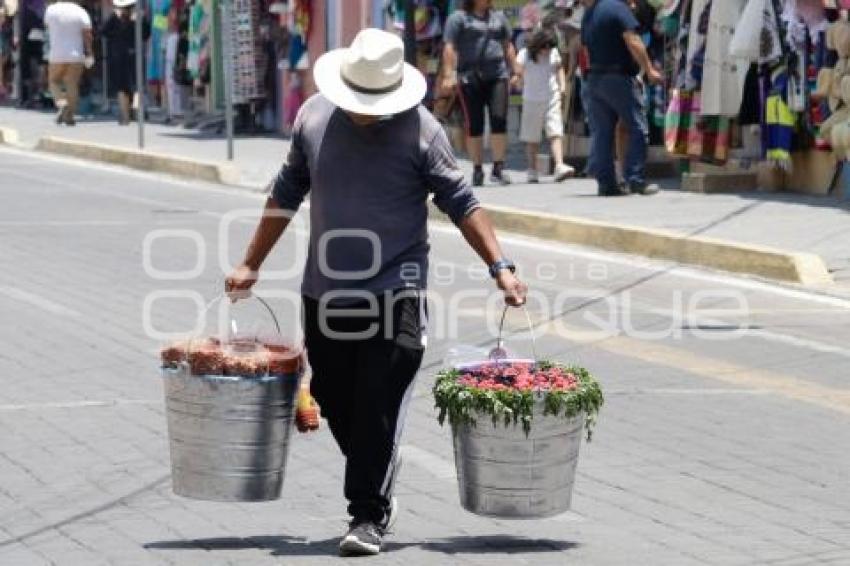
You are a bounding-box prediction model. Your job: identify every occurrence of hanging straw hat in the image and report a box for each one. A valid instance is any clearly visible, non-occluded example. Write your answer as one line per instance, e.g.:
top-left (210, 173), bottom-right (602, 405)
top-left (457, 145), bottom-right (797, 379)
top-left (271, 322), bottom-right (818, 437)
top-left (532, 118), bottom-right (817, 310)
top-left (313, 28), bottom-right (427, 116)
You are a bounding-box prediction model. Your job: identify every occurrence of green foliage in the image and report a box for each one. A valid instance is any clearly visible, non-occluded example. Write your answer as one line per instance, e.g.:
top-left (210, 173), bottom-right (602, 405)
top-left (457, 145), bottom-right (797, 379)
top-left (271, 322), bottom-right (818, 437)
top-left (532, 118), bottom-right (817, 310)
top-left (433, 363), bottom-right (604, 440)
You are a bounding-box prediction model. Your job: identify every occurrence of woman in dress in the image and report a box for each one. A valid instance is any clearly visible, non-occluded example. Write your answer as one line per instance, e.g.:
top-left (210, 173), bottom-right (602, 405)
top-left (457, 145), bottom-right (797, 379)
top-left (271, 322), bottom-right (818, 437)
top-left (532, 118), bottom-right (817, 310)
top-left (100, 0), bottom-right (148, 124)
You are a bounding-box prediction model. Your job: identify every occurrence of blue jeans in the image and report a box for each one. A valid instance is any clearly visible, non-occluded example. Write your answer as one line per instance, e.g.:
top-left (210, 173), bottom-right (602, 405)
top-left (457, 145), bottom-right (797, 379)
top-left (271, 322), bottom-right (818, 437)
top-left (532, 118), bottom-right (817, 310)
top-left (585, 74), bottom-right (649, 188)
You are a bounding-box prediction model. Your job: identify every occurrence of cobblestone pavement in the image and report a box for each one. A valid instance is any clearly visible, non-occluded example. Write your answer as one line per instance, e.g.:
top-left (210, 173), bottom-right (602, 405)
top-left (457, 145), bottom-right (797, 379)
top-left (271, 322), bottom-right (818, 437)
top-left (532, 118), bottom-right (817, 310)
top-left (1, 147), bottom-right (850, 565)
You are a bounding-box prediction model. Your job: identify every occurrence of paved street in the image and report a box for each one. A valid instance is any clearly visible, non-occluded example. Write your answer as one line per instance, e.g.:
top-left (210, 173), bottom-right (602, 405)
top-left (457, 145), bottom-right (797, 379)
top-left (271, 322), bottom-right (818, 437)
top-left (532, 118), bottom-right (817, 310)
top-left (1, 146), bottom-right (850, 565)
top-left (2, 106), bottom-right (849, 289)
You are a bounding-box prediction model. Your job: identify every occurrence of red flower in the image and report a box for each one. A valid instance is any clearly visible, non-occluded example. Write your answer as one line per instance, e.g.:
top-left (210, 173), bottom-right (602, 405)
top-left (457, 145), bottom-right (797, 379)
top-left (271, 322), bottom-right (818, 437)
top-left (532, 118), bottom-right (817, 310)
top-left (456, 363), bottom-right (582, 393)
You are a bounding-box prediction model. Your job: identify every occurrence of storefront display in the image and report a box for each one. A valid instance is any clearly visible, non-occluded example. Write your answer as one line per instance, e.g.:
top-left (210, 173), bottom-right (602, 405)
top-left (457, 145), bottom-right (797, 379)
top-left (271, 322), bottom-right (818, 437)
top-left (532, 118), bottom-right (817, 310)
top-left (4, 0), bottom-right (847, 195)
top-left (660, 0), bottom-right (846, 193)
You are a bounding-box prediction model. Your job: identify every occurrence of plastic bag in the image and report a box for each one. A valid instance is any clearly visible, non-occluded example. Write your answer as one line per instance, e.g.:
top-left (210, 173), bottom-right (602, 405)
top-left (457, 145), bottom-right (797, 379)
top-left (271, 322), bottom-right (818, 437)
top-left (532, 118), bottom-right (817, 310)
top-left (160, 294), bottom-right (302, 379)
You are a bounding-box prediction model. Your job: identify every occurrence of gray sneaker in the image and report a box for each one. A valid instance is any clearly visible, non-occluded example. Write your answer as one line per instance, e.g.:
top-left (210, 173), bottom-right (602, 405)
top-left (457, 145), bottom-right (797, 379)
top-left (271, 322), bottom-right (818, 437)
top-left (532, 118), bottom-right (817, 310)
top-left (340, 520), bottom-right (383, 556)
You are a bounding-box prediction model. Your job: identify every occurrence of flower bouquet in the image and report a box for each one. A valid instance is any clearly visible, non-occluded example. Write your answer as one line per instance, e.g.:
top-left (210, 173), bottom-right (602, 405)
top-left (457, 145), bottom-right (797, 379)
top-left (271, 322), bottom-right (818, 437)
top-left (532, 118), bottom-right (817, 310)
top-left (434, 360), bottom-right (603, 439)
top-left (433, 350), bottom-right (602, 518)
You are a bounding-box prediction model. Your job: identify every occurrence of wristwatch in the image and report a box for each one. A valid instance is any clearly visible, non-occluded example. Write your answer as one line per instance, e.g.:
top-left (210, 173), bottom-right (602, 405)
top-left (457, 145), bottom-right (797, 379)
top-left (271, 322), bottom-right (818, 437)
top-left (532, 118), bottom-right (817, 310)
top-left (488, 259), bottom-right (516, 279)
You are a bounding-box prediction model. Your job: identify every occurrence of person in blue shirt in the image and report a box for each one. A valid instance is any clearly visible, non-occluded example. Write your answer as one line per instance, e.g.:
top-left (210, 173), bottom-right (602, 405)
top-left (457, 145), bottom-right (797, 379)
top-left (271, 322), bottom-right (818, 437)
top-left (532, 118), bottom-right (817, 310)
top-left (579, 0), bottom-right (662, 196)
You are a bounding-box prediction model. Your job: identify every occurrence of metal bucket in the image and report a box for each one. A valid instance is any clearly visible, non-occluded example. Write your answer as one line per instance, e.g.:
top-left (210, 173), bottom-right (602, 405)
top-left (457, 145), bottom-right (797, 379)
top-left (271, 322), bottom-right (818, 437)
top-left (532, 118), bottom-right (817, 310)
top-left (451, 407), bottom-right (585, 519)
top-left (163, 367), bottom-right (300, 501)
top-left (161, 293), bottom-right (301, 502)
top-left (450, 306), bottom-right (585, 518)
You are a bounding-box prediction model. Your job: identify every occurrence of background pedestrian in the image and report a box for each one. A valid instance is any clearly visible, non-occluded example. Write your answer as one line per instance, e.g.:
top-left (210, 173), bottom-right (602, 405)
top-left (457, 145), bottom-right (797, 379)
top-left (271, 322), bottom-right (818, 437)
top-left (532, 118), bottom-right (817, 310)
top-left (442, 0), bottom-right (520, 186)
top-left (516, 26), bottom-right (575, 183)
top-left (44, 0), bottom-right (93, 125)
top-left (101, 0), bottom-right (144, 125)
top-left (580, 0), bottom-right (661, 196)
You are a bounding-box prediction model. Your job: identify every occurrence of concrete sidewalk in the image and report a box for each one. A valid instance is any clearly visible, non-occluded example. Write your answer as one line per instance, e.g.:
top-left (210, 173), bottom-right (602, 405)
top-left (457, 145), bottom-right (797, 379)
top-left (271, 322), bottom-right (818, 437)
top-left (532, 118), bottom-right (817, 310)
top-left (1, 106), bottom-right (848, 289)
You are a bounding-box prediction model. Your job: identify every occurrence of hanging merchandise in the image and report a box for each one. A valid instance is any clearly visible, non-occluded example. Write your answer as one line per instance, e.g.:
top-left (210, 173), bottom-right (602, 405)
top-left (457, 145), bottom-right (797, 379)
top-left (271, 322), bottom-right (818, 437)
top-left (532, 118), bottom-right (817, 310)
top-left (665, 88), bottom-right (699, 156)
top-left (287, 32), bottom-right (306, 70)
top-left (699, 0), bottom-right (748, 116)
top-left (225, 0), bottom-right (267, 104)
top-left (786, 42), bottom-right (807, 113)
top-left (293, 0), bottom-right (310, 37)
top-left (684, 0), bottom-right (709, 90)
top-left (664, 85), bottom-right (731, 165)
top-left (765, 70), bottom-right (795, 169)
top-left (188, 0), bottom-right (205, 79)
top-left (287, 0), bottom-right (310, 70)
top-left (729, 0), bottom-right (783, 64)
top-left (687, 113), bottom-right (731, 165)
top-left (817, 15), bottom-right (850, 159)
top-left (672, 0), bottom-right (693, 90)
top-left (148, 0), bottom-right (172, 84)
top-left (791, 0), bottom-right (826, 32)
top-left (284, 70), bottom-right (304, 126)
top-left (393, 0), bottom-right (442, 41)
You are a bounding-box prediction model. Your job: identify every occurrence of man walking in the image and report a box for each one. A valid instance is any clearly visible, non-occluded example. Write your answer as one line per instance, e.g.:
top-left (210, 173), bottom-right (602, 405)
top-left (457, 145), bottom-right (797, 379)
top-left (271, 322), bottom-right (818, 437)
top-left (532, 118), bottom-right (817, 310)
top-left (44, 0), bottom-right (93, 125)
top-left (579, 0), bottom-right (661, 196)
top-left (225, 28), bottom-right (528, 557)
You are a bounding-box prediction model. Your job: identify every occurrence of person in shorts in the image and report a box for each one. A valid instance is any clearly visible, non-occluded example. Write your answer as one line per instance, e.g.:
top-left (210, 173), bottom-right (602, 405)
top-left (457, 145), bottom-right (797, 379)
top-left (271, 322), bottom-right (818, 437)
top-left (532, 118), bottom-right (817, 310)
top-left (516, 27), bottom-right (575, 183)
top-left (44, 0), bottom-right (94, 125)
top-left (441, 0), bottom-right (519, 186)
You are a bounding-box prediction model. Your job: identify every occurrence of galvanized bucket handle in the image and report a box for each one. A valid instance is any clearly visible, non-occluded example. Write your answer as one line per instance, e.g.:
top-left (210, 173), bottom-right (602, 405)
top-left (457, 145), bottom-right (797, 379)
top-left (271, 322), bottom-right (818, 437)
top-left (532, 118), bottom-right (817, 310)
top-left (187, 292), bottom-right (282, 355)
top-left (209, 291), bottom-right (282, 335)
top-left (493, 304), bottom-right (539, 364)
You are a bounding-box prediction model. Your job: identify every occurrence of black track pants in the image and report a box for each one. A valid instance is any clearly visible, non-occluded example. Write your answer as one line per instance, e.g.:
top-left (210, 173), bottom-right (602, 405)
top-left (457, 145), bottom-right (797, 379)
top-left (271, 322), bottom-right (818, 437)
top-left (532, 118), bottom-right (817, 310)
top-left (302, 290), bottom-right (426, 523)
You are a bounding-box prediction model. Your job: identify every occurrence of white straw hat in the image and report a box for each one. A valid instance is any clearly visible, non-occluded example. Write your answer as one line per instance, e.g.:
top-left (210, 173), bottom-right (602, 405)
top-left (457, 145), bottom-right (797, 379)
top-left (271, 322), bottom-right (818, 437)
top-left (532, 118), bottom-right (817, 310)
top-left (113, 0), bottom-right (137, 8)
top-left (313, 28), bottom-right (427, 116)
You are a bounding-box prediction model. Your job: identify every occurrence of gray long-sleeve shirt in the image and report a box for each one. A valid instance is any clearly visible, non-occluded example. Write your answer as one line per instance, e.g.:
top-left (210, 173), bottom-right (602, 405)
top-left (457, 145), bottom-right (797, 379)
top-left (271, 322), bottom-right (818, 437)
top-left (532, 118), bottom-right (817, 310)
top-left (271, 94), bottom-right (480, 300)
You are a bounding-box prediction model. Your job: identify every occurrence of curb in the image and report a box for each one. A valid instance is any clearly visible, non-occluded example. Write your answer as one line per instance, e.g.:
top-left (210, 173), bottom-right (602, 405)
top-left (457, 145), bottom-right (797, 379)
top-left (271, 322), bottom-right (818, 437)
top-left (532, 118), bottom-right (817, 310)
top-left (429, 203), bottom-right (833, 286)
top-left (1, 131), bottom-right (833, 286)
top-left (34, 136), bottom-right (241, 185)
top-left (0, 126), bottom-right (19, 145)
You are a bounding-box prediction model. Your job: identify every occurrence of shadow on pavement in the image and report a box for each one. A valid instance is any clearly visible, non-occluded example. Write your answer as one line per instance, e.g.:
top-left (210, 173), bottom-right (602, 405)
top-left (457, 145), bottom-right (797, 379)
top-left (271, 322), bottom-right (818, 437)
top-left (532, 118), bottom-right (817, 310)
top-left (144, 534), bottom-right (578, 556)
top-left (419, 535), bottom-right (579, 554)
top-left (145, 535), bottom-right (417, 556)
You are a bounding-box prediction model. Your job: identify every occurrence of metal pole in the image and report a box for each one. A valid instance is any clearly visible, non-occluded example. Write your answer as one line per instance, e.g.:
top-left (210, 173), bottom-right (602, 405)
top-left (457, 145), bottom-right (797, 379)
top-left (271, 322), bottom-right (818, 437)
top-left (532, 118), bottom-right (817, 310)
top-left (101, 38), bottom-right (109, 113)
top-left (403, 0), bottom-right (416, 65)
top-left (135, 3), bottom-right (145, 149)
top-left (220, 0), bottom-right (234, 161)
top-left (12, 9), bottom-right (21, 102)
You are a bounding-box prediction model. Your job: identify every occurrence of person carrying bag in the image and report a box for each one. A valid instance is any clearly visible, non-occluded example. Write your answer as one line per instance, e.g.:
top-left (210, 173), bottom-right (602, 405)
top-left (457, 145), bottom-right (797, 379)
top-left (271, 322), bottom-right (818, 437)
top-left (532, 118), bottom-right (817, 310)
top-left (441, 0), bottom-right (520, 186)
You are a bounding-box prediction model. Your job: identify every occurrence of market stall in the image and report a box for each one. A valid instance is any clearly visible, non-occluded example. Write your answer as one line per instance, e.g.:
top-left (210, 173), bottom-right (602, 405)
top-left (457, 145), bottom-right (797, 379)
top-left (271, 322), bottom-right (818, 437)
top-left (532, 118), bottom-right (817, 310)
top-left (663, 0), bottom-right (844, 195)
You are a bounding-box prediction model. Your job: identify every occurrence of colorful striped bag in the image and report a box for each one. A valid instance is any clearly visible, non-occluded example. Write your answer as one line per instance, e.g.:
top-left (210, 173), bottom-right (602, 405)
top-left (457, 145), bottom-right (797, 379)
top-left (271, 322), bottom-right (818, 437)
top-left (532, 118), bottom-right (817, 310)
top-left (665, 89), bottom-right (731, 164)
top-left (664, 89), bottom-right (698, 156)
top-left (688, 114), bottom-right (732, 166)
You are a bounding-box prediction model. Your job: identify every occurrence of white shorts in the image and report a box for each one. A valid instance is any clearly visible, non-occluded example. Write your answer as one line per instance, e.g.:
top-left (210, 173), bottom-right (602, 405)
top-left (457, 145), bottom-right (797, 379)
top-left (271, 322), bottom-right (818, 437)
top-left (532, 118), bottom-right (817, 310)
top-left (520, 95), bottom-right (564, 143)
